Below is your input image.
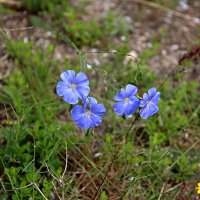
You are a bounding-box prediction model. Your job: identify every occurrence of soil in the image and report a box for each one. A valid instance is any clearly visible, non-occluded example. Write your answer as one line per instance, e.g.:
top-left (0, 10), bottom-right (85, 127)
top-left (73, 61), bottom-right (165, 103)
top-left (0, 0), bottom-right (200, 81)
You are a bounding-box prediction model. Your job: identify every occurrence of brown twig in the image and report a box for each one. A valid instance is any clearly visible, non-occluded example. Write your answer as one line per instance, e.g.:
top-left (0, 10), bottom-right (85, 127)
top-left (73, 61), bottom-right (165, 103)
top-left (92, 115), bottom-right (140, 200)
top-left (0, 0), bottom-right (22, 9)
top-left (1, 180), bottom-right (48, 200)
top-left (0, 27), bottom-right (34, 32)
top-left (179, 45), bottom-right (200, 65)
top-left (125, 114), bottom-right (140, 142)
top-left (92, 147), bottom-right (120, 200)
top-left (158, 66), bottom-right (198, 90)
top-left (33, 183), bottom-right (48, 200)
top-left (158, 182), bottom-right (166, 200)
top-left (61, 146), bottom-right (68, 180)
top-left (132, 0), bottom-right (199, 27)
top-left (52, 181), bottom-right (62, 200)
top-left (61, 146), bottom-right (68, 200)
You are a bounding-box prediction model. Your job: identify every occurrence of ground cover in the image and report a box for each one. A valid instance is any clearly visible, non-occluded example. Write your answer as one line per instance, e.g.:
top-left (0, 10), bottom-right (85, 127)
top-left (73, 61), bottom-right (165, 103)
top-left (0, 0), bottom-right (200, 199)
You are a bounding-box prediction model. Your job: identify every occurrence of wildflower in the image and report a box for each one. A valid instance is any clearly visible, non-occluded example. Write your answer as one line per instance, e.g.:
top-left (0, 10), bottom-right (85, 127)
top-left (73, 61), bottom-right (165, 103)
top-left (71, 97), bottom-right (106, 130)
top-left (56, 70), bottom-right (90, 104)
top-left (113, 84), bottom-right (140, 116)
top-left (139, 87), bottom-right (160, 119)
top-left (196, 183), bottom-right (200, 194)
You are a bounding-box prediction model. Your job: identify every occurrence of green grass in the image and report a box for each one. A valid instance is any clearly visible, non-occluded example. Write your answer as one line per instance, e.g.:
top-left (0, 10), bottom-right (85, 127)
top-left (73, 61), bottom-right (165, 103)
top-left (0, 1), bottom-right (200, 199)
top-left (147, 0), bottom-right (180, 9)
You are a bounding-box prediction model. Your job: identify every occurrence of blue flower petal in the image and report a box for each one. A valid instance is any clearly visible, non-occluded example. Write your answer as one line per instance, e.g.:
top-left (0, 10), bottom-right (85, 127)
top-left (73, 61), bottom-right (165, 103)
top-left (124, 97), bottom-right (140, 115)
top-left (139, 103), bottom-right (158, 119)
top-left (139, 106), bottom-right (149, 119)
top-left (75, 116), bottom-right (91, 130)
top-left (151, 92), bottom-right (160, 104)
top-left (149, 103), bottom-right (159, 116)
top-left (140, 93), bottom-right (148, 107)
top-left (85, 97), bottom-right (98, 105)
top-left (83, 97), bottom-right (98, 108)
top-left (91, 104), bottom-right (106, 116)
top-left (71, 105), bottom-right (85, 121)
top-left (148, 87), bottom-right (157, 99)
top-left (76, 72), bottom-right (89, 86)
top-left (123, 102), bottom-right (134, 115)
top-left (72, 106), bottom-right (91, 130)
top-left (57, 70), bottom-right (91, 105)
top-left (60, 70), bottom-right (75, 84)
top-left (113, 101), bottom-right (125, 115)
top-left (56, 81), bottom-right (70, 96)
top-left (72, 102), bottom-right (105, 130)
top-left (113, 84), bottom-right (140, 116)
top-left (139, 87), bottom-right (160, 119)
top-left (76, 85), bottom-right (90, 100)
top-left (90, 114), bottom-right (102, 127)
top-left (114, 89), bottom-right (126, 101)
top-left (63, 89), bottom-right (79, 104)
top-left (56, 81), bottom-right (79, 104)
top-left (126, 84), bottom-right (138, 97)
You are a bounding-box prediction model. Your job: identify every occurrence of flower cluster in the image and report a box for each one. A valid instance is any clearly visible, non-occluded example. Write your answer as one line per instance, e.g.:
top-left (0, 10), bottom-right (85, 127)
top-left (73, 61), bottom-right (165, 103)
top-left (113, 84), bottom-right (160, 119)
top-left (56, 70), bottom-right (106, 130)
top-left (56, 70), bottom-right (160, 130)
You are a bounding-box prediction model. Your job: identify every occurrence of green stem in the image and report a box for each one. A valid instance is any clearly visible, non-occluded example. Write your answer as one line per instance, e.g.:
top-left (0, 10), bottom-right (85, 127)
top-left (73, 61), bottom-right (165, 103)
top-left (92, 114), bottom-right (140, 200)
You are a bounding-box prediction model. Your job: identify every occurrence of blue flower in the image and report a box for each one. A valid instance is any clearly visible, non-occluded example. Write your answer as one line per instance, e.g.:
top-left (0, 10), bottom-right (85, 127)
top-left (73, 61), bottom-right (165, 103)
top-left (56, 70), bottom-right (90, 104)
top-left (113, 84), bottom-right (140, 116)
top-left (139, 87), bottom-right (160, 119)
top-left (71, 97), bottom-right (106, 130)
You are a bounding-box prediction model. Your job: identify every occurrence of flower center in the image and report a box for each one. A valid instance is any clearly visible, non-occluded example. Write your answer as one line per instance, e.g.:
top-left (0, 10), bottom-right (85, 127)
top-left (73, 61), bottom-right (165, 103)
top-left (85, 110), bottom-right (91, 115)
top-left (71, 84), bottom-right (76, 89)
top-left (124, 97), bottom-right (130, 102)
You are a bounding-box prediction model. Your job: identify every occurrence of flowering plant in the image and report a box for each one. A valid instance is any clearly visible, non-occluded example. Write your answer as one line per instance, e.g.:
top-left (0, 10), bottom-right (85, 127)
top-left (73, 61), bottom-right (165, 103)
top-left (56, 70), bottom-right (106, 130)
top-left (56, 69), bottom-right (160, 130)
